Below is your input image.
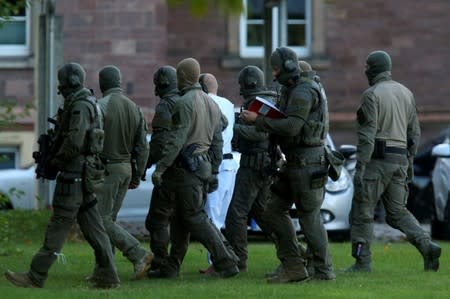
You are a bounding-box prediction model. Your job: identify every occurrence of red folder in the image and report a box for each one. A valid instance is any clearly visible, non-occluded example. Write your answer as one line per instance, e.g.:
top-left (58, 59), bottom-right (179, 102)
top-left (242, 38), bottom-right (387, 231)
top-left (248, 96), bottom-right (286, 119)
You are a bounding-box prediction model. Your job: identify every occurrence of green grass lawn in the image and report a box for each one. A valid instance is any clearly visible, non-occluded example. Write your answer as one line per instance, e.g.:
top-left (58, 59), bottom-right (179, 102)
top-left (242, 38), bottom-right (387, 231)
top-left (1, 212), bottom-right (450, 298)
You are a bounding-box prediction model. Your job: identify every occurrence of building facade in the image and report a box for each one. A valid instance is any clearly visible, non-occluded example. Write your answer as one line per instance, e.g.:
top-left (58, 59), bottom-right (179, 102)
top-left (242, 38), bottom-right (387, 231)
top-left (1, 0), bottom-right (449, 168)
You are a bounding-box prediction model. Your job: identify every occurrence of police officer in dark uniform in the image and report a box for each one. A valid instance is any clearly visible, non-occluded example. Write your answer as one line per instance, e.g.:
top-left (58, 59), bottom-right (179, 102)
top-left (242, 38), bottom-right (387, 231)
top-left (224, 65), bottom-right (277, 272)
top-left (4, 63), bottom-right (120, 289)
top-left (242, 47), bottom-right (335, 283)
top-left (151, 58), bottom-right (239, 278)
top-left (96, 65), bottom-right (152, 280)
top-left (145, 65), bottom-right (185, 274)
top-left (346, 50), bottom-right (441, 272)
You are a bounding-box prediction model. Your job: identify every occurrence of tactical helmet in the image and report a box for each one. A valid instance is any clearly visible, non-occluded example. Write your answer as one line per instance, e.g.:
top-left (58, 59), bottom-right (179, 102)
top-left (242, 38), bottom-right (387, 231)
top-left (153, 65), bottom-right (177, 97)
top-left (57, 62), bottom-right (86, 97)
top-left (99, 65), bottom-right (122, 93)
top-left (270, 47), bottom-right (299, 85)
top-left (365, 50), bottom-right (392, 85)
top-left (176, 58), bottom-right (200, 90)
top-left (238, 65), bottom-right (264, 97)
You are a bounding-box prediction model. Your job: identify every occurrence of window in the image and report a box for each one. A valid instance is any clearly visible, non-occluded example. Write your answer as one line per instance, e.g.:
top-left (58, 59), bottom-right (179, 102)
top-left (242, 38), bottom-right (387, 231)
top-left (0, 0), bottom-right (30, 56)
top-left (0, 147), bottom-right (19, 169)
top-left (240, 0), bottom-right (311, 58)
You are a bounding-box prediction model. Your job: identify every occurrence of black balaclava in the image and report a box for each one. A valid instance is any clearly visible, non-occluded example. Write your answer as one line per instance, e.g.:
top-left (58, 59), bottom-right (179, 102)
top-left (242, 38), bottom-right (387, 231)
top-left (365, 50), bottom-right (392, 85)
top-left (153, 65), bottom-right (178, 97)
top-left (176, 58), bottom-right (200, 90)
top-left (99, 65), bottom-right (121, 93)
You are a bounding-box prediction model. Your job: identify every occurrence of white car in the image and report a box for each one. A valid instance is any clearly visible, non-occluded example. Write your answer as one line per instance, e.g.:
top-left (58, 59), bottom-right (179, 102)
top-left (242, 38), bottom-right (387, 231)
top-left (429, 140), bottom-right (450, 240)
top-left (0, 165), bottom-right (38, 209)
top-left (118, 134), bottom-right (354, 241)
top-left (0, 135), bottom-right (354, 241)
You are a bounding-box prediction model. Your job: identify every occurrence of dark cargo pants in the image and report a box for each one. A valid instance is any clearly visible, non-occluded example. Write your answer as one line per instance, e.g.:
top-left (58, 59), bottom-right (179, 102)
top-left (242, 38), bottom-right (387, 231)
top-left (350, 154), bottom-right (430, 247)
top-left (224, 167), bottom-right (271, 268)
top-left (28, 173), bottom-right (119, 287)
top-left (97, 163), bottom-right (148, 264)
top-left (163, 166), bottom-right (237, 273)
top-left (145, 184), bottom-right (187, 267)
top-left (265, 161), bottom-right (334, 277)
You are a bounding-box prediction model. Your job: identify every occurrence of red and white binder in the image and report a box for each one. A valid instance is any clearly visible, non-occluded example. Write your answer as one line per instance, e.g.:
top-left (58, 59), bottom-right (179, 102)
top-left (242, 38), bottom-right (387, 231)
top-left (247, 96), bottom-right (286, 119)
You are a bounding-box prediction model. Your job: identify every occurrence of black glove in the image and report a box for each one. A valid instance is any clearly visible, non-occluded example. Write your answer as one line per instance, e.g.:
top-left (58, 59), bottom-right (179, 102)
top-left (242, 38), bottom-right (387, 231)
top-left (207, 174), bottom-right (219, 193)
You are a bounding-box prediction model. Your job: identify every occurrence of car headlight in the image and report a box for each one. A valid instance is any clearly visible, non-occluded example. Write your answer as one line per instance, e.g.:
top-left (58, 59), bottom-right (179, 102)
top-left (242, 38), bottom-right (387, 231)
top-left (325, 171), bottom-right (351, 193)
top-left (320, 210), bottom-right (334, 223)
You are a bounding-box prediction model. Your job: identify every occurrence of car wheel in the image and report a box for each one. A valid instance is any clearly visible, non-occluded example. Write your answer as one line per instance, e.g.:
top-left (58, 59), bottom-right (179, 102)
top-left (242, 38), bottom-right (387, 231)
top-left (430, 194), bottom-right (450, 240)
top-left (430, 219), bottom-right (450, 240)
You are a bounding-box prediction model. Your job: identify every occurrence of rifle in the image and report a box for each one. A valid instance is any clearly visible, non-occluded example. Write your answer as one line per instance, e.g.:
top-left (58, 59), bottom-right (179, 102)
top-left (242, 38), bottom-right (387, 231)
top-left (32, 113), bottom-right (62, 180)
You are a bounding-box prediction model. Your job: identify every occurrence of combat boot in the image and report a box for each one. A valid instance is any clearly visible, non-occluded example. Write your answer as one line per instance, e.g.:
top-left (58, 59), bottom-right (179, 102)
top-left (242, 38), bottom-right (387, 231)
top-left (4, 270), bottom-right (41, 288)
top-left (345, 242), bottom-right (372, 273)
top-left (266, 264), bottom-right (309, 284)
top-left (206, 265), bottom-right (239, 278)
top-left (133, 251), bottom-right (154, 280)
top-left (414, 240), bottom-right (441, 271)
top-left (345, 263), bottom-right (371, 273)
top-left (311, 271), bottom-right (336, 281)
top-left (265, 264), bottom-right (282, 278)
top-left (148, 260), bottom-right (179, 279)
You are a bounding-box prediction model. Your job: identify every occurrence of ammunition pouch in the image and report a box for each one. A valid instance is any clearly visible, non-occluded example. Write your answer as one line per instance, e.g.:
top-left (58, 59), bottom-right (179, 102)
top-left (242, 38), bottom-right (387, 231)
top-left (324, 146), bottom-right (345, 181)
top-left (83, 155), bottom-right (105, 194)
top-left (86, 128), bottom-right (105, 154)
top-left (300, 120), bottom-right (325, 146)
top-left (179, 143), bottom-right (200, 172)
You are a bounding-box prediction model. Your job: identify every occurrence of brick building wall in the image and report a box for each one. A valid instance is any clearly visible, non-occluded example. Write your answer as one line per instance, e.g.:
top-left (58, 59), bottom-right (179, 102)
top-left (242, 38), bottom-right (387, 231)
top-left (166, 5), bottom-right (243, 105)
top-left (165, 0), bottom-right (450, 145)
top-left (56, 0), bottom-right (168, 117)
top-left (322, 0), bottom-right (450, 144)
top-left (1, 0), bottom-right (450, 148)
top-left (0, 69), bottom-right (33, 107)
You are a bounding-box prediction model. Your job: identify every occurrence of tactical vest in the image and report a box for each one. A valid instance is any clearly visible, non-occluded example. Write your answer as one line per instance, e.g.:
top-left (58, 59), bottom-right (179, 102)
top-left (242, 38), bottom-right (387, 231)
top-left (279, 79), bottom-right (326, 149)
top-left (61, 93), bottom-right (104, 155)
top-left (299, 80), bottom-right (326, 146)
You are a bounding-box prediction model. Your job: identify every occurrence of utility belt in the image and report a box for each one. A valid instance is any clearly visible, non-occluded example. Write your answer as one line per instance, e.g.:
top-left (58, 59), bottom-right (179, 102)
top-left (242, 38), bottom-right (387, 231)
top-left (286, 154), bottom-right (327, 168)
top-left (372, 139), bottom-right (407, 159)
top-left (57, 174), bottom-right (82, 184)
top-left (285, 146), bottom-right (326, 168)
top-left (99, 157), bottom-right (129, 164)
top-left (240, 152), bottom-right (268, 170)
top-left (223, 153), bottom-right (233, 160)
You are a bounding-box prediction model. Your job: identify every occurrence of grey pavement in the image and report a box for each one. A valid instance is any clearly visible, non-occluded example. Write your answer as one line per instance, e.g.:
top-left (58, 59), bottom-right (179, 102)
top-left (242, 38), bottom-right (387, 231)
top-left (373, 222), bottom-right (430, 242)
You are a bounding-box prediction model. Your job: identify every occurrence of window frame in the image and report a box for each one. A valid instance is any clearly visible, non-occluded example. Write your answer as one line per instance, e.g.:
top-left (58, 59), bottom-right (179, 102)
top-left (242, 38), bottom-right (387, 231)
top-left (0, 5), bottom-right (31, 57)
top-left (0, 147), bottom-right (20, 169)
top-left (239, 0), bottom-right (312, 58)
